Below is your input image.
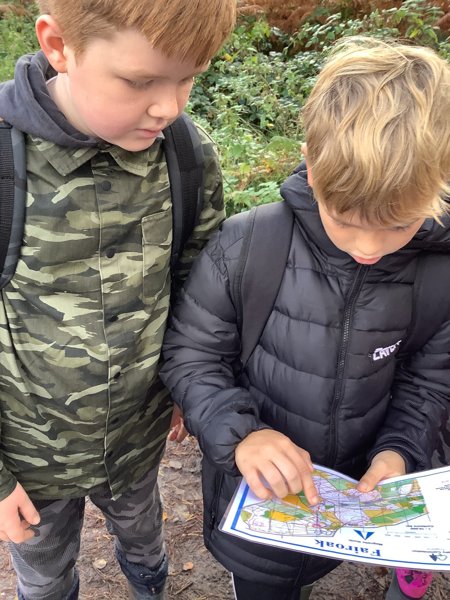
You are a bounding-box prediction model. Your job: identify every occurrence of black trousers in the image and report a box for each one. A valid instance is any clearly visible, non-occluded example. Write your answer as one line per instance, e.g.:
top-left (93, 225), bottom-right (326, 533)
top-left (232, 574), bottom-right (312, 600)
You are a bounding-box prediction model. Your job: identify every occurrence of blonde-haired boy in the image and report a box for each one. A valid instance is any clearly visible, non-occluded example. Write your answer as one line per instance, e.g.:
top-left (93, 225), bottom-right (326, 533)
top-left (161, 38), bottom-right (450, 600)
top-left (303, 37), bottom-right (449, 226)
top-left (0, 1), bottom-right (235, 599)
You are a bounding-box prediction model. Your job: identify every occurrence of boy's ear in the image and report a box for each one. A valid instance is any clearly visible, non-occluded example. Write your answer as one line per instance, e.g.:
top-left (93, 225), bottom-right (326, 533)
top-left (35, 15), bottom-right (69, 73)
top-left (301, 143), bottom-right (314, 188)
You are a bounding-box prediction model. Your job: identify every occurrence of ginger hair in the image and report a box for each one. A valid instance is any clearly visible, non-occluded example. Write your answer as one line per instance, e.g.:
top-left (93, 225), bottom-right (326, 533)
top-left (36, 0), bottom-right (236, 66)
top-left (302, 37), bottom-right (450, 224)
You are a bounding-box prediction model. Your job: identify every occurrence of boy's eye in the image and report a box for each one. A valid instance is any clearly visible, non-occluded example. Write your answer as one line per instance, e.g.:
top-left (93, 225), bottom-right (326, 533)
top-left (392, 224), bottom-right (412, 232)
top-left (124, 79), bottom-right (153, 89)
top-left (332, 219), bottom-right (349, 228)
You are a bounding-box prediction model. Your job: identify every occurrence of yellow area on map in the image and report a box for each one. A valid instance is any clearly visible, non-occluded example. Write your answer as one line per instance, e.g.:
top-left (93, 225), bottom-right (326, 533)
top-left (283, 494), bottom-right (309, 510)
top-left (269, 510), bottom-right (297, 522)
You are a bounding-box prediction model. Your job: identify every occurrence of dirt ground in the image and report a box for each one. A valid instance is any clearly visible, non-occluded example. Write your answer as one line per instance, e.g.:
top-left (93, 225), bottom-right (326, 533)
top-left (0, 438), bottom-right (448, 600)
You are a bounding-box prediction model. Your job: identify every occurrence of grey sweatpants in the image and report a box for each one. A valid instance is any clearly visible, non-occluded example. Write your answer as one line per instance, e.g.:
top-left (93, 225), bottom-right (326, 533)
top-left (9, 466), bottom-right (166, 600)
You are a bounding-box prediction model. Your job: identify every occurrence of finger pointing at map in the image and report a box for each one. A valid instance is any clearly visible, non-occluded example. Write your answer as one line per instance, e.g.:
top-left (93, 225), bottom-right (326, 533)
top-left (221, 463), bottom-right (450, 572)
top-left (235, 430), bottom-right (319, 505)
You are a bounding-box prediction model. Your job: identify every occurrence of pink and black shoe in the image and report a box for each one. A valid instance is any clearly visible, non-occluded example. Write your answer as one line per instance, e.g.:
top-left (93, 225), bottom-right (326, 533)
top-left (386, 569), bottom-right (433, 599)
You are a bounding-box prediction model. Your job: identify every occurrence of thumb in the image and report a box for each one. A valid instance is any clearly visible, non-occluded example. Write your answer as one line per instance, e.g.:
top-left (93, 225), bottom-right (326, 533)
top-left (357, 465), bottom-right (383, 493)
top-left (20, 498), bottom-right (40, 526)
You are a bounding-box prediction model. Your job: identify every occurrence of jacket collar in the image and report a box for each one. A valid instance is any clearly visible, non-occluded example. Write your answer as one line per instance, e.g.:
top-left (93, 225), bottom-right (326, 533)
top-left (30, 134), bottom-right (164, 177)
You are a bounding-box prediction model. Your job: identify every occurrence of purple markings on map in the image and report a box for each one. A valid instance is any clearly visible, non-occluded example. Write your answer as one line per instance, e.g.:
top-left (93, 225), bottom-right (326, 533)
top-left (220, 465), bottom-right (450, 570)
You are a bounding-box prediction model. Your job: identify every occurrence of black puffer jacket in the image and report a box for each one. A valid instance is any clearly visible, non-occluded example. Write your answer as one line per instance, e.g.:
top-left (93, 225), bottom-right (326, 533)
top-left (161, 166), bottom-right (450, 587)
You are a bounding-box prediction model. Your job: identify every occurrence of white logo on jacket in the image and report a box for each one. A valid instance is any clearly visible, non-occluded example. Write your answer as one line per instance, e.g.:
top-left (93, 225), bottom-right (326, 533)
top-left (372, 340), bottom-right (402, 361)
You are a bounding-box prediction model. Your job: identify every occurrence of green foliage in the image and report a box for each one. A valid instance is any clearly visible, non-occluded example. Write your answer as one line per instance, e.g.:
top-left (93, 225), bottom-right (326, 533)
top-left (190, 18), bottom-right (321, 141)
top-left (193, 116), bottom-right (301, 215)
top-left (189, 0), bottom-right (449, 213)
top-left (189, 16), bottom-right (322, 213)
top-left (224, 180), bottom-right (282, 215)
top-left (1, 0), bottom-right (448, 215)
top-left (0, 13), bottom-right (38, 81)
top-left (296, 0), bottom-right (449, 53)
top-left (220, 133), bottom-right (302, 215)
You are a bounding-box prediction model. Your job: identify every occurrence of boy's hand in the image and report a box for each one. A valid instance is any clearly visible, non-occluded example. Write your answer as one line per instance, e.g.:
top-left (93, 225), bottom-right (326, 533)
top-left (357, 450), bottom-right (407, 492)
top-left (0, 482), bottom-right (40, 543)
top-left (235, 430), bottom-right (318, 505)
top-left (168, 405), bottom-right (189, 443)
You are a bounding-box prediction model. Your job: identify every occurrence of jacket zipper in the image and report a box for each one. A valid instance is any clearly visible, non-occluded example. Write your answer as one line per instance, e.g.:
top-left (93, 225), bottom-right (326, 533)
top-left (328, 265), bottom-right (368, 465)
top-left (209, 470), bottom-right (224, 529)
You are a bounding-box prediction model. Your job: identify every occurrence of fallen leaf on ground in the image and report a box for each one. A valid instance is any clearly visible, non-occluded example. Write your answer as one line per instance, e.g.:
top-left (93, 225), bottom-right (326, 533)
top-left (168, 460), bottom-right (183, 470)
top-left (93, 558), bottom-right (107, 570)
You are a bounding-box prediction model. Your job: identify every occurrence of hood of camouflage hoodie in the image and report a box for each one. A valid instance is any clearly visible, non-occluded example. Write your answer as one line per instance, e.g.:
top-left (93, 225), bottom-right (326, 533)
top-left (0, 50), bottom-right (97, 148)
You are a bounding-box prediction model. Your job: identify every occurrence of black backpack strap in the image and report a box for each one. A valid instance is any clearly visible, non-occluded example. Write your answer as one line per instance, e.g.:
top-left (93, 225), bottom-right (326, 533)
top-left (0, 121), bottom-right (26, 290)
top-left (400, 252), bottom-right (450, 467)
top-left (234, 201), bottom-right (294, 367)
top-left (400, 252), bottom-right (450, 356)
top-left (163, 113), bottom-right (204, 271)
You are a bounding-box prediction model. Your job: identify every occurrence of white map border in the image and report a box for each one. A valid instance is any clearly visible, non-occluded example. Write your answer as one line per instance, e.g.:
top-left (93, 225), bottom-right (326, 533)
top-left (219, 465), bottom-right (450, 571)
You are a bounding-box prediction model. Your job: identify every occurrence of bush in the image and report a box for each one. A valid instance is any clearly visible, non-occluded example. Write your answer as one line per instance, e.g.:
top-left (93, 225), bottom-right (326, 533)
top-left (1, 1), bottom-right (448, 215)
top-left (0, 8), bottom-right (38, 80)
top-left (295, 0), bottom-right (449, 52)
top-left (190, 0), bottom-right (449, 213)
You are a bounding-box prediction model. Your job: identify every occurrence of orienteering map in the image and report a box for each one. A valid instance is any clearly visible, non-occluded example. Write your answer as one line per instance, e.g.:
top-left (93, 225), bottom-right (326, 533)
top-left (220, 465), bottom-right (450, 570)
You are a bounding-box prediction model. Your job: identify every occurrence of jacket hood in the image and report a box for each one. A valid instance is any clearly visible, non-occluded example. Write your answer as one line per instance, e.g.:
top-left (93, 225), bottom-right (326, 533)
top-left (0, 51), bottom-right (97, 148)
top-left (280, 162), bottom-right (450, 261)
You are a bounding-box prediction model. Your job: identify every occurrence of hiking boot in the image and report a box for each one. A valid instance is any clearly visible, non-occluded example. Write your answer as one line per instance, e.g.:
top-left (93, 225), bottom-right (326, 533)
top-left (117, 548), bottom-right (167, 600)
top-left (126, 581), bottom-right (167, 600)
top-left (386, 569), bottom-right (433, 599)
top-left (299, 584), bottom-right (314, 600)
top-left (15, 574), bottom-right (79, 600)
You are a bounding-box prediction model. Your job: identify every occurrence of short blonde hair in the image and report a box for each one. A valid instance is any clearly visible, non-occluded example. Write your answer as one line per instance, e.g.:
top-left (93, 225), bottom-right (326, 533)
top-left (36, 0), bottom-right (236, 66)
top-left (302, 37), bottom-right (450, 225)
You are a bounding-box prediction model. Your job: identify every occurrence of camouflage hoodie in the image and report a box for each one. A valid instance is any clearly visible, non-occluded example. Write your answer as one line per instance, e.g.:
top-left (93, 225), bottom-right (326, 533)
top-left (0, 52), bottom-right (225, 500)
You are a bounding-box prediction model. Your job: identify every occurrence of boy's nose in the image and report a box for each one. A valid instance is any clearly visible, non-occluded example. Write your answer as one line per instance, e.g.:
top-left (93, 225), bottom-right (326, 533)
top-left (148, 88), bottom-right (180, 123)
top-left (355, 232), bottom-right (384, 258)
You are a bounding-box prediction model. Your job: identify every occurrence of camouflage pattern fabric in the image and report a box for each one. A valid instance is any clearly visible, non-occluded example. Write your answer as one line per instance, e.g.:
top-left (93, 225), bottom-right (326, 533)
top-left (0, 124), bottom-right (224, 500)
top-left (8, 464), bottom-right (165, 600)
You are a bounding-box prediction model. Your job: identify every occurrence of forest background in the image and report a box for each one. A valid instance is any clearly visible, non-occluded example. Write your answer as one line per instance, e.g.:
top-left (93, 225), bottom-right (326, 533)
top-left (1, 0), bottom-right (449, 216)
top-left (0, 1), bottom-right (449, 599)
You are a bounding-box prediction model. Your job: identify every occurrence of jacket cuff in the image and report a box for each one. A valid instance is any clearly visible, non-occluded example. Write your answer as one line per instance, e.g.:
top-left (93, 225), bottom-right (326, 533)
top-left (202, 414), bottom-right (273, 475)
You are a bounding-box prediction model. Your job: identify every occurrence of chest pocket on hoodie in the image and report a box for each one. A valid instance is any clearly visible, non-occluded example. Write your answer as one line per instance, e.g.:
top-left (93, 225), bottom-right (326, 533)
top-left (141, 209), bottom-right (172, 306)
